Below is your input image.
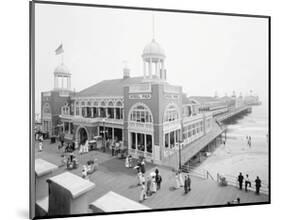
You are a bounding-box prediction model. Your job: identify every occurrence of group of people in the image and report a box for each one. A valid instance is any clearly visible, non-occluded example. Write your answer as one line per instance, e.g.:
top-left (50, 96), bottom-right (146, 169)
top-left (38, 134), bottom-right (44, 152)
top-left (125, 155), bottom-right (134, 168)
top-left (175, 170), bottom-right (191, 194)
top-left (237, 172), bottom-right (262, 194)
top-left (246, 136), bottom-right (252, 147)
top-left (61, 152), bottom-right (79, 170)
top-left (82, 159), bottom-right (98, 180)
top-left (137, 162), bottom-right (163, 202)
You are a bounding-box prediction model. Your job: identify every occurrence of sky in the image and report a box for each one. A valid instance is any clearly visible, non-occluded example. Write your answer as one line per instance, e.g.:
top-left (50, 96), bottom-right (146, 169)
top-left (35, 3), bottom-right (269, 115)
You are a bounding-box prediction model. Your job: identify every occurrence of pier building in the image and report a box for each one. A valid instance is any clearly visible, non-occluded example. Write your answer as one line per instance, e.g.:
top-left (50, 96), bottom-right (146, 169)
top-left (41, 37), bottom-right (219, 165)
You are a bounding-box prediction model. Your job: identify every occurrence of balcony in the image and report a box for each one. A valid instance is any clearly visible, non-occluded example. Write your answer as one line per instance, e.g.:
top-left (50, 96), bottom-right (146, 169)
top-left (128, 122), bottom-right (153, 133)
top-left (59, 114), bottom-right (124, 125)
top-left (163, 120), bottom-right (181, 133)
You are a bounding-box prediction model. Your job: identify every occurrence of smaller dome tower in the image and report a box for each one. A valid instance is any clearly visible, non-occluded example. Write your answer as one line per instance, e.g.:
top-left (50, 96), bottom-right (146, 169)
top-left (54, 63), bottom-right (71, 91)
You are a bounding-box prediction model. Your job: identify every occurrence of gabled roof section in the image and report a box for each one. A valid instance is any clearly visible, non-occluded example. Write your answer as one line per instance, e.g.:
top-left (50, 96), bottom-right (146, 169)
top-left (75, 76), bottom-right (144, 97)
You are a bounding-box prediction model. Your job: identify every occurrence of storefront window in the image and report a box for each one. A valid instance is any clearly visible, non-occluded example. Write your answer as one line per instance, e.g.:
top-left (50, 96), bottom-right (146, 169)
top-left (131, 132), bottom-right (136, 149)
top-left (146, 135), bottom-right (152, 153)
top-left (137, 133), bottom-right (145, 151)
top-left (165, 133), bottom-right (169, 148)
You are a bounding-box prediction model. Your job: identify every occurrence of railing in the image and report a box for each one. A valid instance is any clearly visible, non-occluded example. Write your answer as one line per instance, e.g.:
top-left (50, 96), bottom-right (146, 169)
top-left (129, 149), bottom-right (153, 159)
top-left (128, 122), bottom-right (153, 133)
top-left (217, 173), bottom-right (269, 195)
top-left (182, 164), bottom-right (269, 195)
top-left (181, 164), bottom-right (216, 181)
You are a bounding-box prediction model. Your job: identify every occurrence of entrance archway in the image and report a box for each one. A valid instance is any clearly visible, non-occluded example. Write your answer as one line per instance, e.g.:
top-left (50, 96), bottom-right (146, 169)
top-left (77, 127), bottom-right (88, 145)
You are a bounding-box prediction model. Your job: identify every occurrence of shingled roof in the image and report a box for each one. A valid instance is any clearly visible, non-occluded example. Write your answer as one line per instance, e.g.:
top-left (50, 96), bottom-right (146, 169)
top-left (75, 76), bottom-right (144, 97)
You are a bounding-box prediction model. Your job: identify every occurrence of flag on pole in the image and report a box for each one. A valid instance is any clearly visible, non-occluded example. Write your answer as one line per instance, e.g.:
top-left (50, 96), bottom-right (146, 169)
top-left (55, 44), bottom-right (64, 55)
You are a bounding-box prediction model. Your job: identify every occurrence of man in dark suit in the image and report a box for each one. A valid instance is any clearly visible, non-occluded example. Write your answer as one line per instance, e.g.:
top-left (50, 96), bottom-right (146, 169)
top-left (238, 172), bottom-right (244, 190)
top-left (255, 176), bottom-right (261, 194)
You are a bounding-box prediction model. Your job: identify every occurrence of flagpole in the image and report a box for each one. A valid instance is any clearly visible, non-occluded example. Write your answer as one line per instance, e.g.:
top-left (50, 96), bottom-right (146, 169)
top-left (61, 41), bottom-right (63, 64)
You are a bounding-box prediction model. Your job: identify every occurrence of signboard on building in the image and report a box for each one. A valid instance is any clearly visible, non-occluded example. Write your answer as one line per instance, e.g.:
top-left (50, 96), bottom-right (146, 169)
top-left (129, 94), bottom-right (152, 99)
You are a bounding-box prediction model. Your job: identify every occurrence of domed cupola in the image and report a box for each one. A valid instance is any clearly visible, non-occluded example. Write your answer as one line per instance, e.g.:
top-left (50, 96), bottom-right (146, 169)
top-left (53, 63), bottom-right (71, 91)
top-left (142, 38), bottom-right (167, 81)
top-left (142, 39), bottom-right (165, 60)
top-left (54, 63), bottom-right (70, 75)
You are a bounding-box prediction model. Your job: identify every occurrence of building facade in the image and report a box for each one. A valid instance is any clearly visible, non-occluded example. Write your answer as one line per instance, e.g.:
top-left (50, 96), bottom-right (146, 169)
top-left (41, 38), bottom-right (215, 164)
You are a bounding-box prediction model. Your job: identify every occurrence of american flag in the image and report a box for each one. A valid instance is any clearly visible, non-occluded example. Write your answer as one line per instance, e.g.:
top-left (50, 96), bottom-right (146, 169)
top-left (55, 44), bottom-right (64, 55)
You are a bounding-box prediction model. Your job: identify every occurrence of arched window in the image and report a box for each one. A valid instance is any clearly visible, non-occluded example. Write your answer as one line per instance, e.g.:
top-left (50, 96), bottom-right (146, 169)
top-left (164, 104), bottom-right (179, 122)
top-left (116, 101), bottom-right (122, 107)
top-left (43, 103), bottom-right (51, 114)
top-left (108, 101), bottom-right (114, 107)
top-left (100, 101), bottom-right (106, 107)
top-left (93, 101), bottom-right (99, 106)
top-left (129, 103), bottom-right (153, 123)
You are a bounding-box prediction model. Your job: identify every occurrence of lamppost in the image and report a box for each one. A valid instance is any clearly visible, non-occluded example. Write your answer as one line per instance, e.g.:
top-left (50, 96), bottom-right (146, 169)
top-left (178, 134), bottom-right (183, 170)
top-left (178, 142), bottom-right (182, 170)
top-left (102, 118), bottom-right (106, 152)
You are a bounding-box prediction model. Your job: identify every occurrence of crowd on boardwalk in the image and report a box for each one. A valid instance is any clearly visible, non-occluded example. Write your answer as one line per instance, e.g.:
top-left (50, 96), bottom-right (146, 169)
top-left (35, 131), bottom-right (264, 206)
top-left (123, 156), bottom-right (193, 203)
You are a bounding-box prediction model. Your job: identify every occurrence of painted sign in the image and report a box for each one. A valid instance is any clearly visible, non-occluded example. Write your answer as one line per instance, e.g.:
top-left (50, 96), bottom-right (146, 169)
top-left (129, 94), bottom-right (152, 99)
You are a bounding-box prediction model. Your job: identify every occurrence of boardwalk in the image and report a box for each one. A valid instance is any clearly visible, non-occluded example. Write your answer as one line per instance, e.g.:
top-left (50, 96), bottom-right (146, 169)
top-left (162, 121), bottom-right (225, 168)
top-left (35, 141), bottom-right (268, 213)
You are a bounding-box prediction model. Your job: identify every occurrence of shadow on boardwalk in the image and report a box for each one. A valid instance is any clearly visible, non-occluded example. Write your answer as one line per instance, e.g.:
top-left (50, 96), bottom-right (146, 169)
top-left (35, 140), bottom-right (269, 211)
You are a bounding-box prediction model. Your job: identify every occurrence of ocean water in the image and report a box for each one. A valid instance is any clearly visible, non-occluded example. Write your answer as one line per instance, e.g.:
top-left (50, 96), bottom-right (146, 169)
top-left (197, 104), bottom-right (269, 185)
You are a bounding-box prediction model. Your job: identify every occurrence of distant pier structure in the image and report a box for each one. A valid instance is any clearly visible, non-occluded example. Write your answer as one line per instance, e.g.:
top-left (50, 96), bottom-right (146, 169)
top-left (163, 92), bottom-right (258, 169)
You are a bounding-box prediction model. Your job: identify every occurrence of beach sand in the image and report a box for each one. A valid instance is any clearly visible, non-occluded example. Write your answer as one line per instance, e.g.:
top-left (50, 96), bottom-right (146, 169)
top-left (195, 105), bottom-right (269, 185)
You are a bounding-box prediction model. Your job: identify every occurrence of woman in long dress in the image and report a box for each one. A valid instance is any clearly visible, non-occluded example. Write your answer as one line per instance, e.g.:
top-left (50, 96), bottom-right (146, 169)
top-left (137, 171), bottom-right (143, 186)
top-left (151, 174), bottom-right (157, 193)
top-left (139, 183), bottom-right (146, 202)
top-left (125, 156), bottom-right (129, 168)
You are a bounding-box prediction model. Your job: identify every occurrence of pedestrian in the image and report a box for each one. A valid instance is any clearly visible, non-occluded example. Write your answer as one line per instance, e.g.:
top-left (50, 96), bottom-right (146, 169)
top-left (128, 155), bottom-right (133, 168)
top-left (141, 173), bottom-right (145, 185)
top-left (187, 175), bottom-right (191, 191)
top-left (125, 155), bottom-right (129, 168)
top-left (237, 172), bottom-right (244, 190)
top-left (139, 182), bottom-right (147, 202)
top-left (82, 165), bottom-right (88, 179)
top-left (137, 171), bottom-right (143, 186)
top-left (146, 176), bottom-right (152, 197)
top-left (151, 173), bottom-right (157, 193)
top-left (155, 172), bottom-right (162, 190)
top-left (155, 167), bottom-right (159, 175)
top-left (255, 176), bottom-right (261, 195)
top-left (111, 140), bottom-right (115, 156)
top-left (184, 176), bottom-right (188, 194)
top-left (38, 135), bottom-right (43, 152)
top-left (179, 170), bottom-right (184, 187)
top-left (59, 133), bottom-right (65, 147)
top-left (245, 174), bottom-right (251, 192)
top-left (140, 158), bottom-right (146, 174)
top-left (175, 172), bottom-right (180, 189)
